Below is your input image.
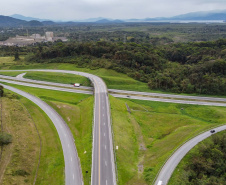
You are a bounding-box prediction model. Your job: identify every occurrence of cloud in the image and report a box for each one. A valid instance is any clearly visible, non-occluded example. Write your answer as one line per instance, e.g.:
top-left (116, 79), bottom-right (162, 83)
top-left (1, 0), bottom-right (226, 20)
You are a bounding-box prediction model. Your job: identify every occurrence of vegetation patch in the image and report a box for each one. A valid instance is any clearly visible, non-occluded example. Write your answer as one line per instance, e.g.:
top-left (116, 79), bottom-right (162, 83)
top-left (0, 89), bottom-right (65, 185)
top-left (2, 84), bottom-right (92, 184)
top-left (0, 133), bottom-right (12, 146)
top-left (24, 71), bottom-right (91, 86)
top-left (169, 131), bottom-right (226, 185)
top-left (110, 96), bottom-right (226, 184)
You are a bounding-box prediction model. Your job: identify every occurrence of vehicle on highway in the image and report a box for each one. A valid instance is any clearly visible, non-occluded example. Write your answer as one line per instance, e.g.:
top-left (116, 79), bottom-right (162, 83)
top-left (74, 83), bottom-right (80, 87)
top-left (210, 129), bottom-right (215, 133)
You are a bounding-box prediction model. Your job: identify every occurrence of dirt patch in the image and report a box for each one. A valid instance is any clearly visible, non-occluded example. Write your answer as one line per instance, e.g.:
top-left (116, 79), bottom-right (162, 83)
top-left (138, 164), bottom-right (144, 173)
top-left (67, 117), bottom-right (71, 122)
top-left (139, 143), bottom-right (146, 151)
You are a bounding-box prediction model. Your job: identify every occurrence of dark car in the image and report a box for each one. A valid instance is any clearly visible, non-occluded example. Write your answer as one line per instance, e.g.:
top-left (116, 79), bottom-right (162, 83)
top-left (210, 130), bottom-right (215, 133)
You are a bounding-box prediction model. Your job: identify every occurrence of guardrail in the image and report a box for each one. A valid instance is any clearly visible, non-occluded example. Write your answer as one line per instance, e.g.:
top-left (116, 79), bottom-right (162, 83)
top-left (152, 124), bottom-right (226, 185)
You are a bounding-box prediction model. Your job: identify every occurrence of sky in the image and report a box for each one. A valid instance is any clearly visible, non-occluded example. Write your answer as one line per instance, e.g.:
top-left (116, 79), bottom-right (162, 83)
top-left (1, 0), bottom-right (226, 21)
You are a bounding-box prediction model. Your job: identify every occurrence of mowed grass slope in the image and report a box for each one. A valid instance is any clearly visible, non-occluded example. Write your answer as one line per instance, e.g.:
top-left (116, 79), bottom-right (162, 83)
top-left (24, 72), bottom-right (91, 87)
top-left (110, 96), bottom-right (226, 184)
top-left (23, 69), bottom-right (149, 92)
top-left (4, 84), bottom-right (93, 185)
top-left (0, 90), bottom-right (64, 185)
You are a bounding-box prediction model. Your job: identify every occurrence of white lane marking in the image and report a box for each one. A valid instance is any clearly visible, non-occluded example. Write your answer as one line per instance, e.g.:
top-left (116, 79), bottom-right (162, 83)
top-left (106, 180), bottom-right (108, 185)
top-left (103, 114), bottom-right (104, 117)
top-left (105, 161), bottom-right (107, 166)
top-left (68, 144), bottom-right (70, 148)
top-left (71, 157), bottom-right (72, 162)
top-left (64, 133), bottom-right (66, 137)
top-left (105, 145), bottom-right (106, 150)
top-left (104, 122), bottom-right (105, 126)
top-left (73, 174), bottom-right (75, 180)
top-left (104, 133), bottom-right (105, 137)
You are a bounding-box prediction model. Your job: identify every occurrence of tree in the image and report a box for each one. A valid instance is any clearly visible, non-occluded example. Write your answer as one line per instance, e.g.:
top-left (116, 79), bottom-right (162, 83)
top-left (14, 51), bottom-right (20, 61)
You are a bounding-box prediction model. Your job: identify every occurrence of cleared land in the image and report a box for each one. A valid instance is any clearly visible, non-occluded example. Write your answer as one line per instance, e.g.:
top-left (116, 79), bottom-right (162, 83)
top-left (0, 90), bottom-right (64, 185)
top-left (2, 84), bottom-right (93, 185)
top-left (110, 96), bottom-right (226, 184)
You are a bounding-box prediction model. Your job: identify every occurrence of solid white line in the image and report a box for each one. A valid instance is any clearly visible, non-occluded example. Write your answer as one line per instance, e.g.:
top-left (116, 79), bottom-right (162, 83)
top-left (106, 180), bottom-right (108, 185)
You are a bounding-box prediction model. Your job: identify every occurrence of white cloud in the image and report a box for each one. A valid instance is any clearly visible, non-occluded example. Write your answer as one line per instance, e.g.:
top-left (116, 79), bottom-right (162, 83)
top-left (0, 0), bottom-right (226, 20)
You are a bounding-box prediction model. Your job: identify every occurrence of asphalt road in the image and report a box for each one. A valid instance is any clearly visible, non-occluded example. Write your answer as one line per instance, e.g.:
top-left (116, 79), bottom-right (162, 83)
top-left (1, 70), bottom-right (226, 185)
top-left (1, 73), bottom-right (226, 107)
top-left (0, 69), bottom-right (117, 185)
top-left (108, 89), bottom-right (226, 102)
top-left (113, 94), bottom-right (226, 107)
top-left (154, 125), bottom-right (226, 185)
top-left (0, 83), bottom-right (83, 185)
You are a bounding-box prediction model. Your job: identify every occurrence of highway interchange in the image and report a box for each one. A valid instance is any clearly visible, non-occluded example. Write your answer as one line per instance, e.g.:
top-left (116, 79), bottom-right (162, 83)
top-left (0, 69), bottom-right (225, 185)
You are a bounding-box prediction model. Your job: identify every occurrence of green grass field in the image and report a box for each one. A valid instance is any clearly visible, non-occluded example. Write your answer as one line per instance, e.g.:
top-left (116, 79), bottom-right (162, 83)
top-left (0, 89), bottom-right (64, 185)
top-left (0, 71), bottom-right (27, 77)
top-left (110, 96), bottom-right (226, 184)
top-left (3, 84), bottom-right (93, 185)
top-left (24, 72), bottom-right (91, 86)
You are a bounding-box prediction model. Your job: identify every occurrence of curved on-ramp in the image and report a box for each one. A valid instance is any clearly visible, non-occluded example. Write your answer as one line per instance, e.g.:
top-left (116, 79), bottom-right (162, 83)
top-left (154, 125), bottom-right (226, 185)
top-left (0, 69), bottom-right (117, 185)
top-left (0, 83), bottom-right (83, 185)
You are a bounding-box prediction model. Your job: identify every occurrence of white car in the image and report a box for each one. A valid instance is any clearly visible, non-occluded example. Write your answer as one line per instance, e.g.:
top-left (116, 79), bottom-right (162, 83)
top-left (74, 83), bottom-right (80, 87)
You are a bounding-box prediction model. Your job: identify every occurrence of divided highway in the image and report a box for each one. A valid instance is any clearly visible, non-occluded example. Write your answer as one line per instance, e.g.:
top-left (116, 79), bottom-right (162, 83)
top-left (0, 73), bottom-right (226, 107)
top-left (1, 70), bottom-right (226, 185)
top-left (0, 83), bottom-right (83, 185)
top-left (0, 70), bottom-right (117, 185)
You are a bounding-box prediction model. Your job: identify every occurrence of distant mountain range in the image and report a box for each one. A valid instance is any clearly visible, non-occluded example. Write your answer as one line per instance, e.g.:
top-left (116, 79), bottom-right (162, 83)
top-left (0, 10), bottom-right (226, 27)
top-left (10, 14), bottom-right (50, 22)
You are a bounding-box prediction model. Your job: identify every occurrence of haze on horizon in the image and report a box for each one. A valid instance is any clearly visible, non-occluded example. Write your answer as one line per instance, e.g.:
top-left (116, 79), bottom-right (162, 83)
top-left (1, 0), bottom-right (226, 21)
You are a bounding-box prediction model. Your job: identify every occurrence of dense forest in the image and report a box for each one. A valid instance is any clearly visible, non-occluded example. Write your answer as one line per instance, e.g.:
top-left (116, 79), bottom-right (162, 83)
top-left (21, 39), bottom-right (226, 95)
top-left (174, 132), bottom-right (226, 185)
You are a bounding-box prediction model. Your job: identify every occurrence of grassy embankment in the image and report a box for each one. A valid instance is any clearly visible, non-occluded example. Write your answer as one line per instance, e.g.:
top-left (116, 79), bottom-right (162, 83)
top-left (168, 130), bottom-right (226, 185)
top-left (110, 96), bottom-right (226, 184)
top-left (0, 89), bottom-right (64, 185)
top-left (2, 84), bottom-right (93, 185)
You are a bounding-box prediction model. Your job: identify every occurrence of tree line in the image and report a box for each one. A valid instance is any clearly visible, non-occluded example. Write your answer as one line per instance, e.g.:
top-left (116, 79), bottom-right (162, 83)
top-left (1, 38), bottom-right (225, 95)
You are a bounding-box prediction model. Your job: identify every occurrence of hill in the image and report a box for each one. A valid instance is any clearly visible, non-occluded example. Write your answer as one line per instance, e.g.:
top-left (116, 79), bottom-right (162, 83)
top-left (145, 10), bottom-right (226, 21)
top-left (10, 14), bottom-right (50, 22)
top-left (0, 15), bottom-right (26, 27)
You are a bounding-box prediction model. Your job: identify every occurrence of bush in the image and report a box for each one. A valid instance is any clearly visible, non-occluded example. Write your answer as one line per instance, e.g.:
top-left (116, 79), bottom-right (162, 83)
top-left (0, 132), bottom-right (12, 145)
